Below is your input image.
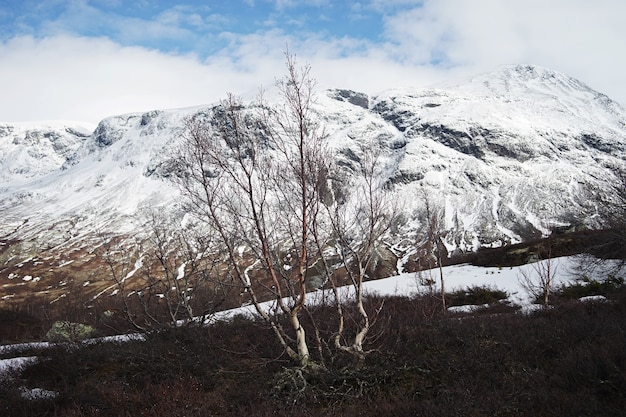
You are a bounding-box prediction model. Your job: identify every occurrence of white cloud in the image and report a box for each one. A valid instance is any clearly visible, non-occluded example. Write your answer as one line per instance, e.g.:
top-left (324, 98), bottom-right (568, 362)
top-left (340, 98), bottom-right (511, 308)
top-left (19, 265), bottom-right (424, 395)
top-left (0, 35), bottom-right (273, 123)
top-left (1, 0), bottom-right (625, 124)
top-left (381, 0), bottom-right (626, 101)
top-left (39, 1), bottom-right (195, 44)
top-left (269, 0), bottom-right (330, 9)
top-left (0, 31), bottom-right (447, 124)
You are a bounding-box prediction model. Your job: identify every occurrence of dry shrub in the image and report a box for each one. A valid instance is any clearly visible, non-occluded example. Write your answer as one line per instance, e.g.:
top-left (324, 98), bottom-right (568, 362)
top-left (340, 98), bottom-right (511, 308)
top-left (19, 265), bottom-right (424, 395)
top-left (2, 291), bottom-right (626, 416)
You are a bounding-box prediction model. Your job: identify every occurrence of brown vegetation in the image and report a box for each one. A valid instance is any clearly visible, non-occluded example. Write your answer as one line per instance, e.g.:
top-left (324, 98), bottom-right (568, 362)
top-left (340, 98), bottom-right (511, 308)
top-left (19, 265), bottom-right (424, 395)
top-left (1, 282), bottom-right (625, 416)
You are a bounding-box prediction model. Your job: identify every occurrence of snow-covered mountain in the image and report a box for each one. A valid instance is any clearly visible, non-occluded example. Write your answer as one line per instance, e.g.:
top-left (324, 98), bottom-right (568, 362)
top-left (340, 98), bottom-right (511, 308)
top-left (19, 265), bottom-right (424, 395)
top-left (1, 64), bottom-right (625, 301)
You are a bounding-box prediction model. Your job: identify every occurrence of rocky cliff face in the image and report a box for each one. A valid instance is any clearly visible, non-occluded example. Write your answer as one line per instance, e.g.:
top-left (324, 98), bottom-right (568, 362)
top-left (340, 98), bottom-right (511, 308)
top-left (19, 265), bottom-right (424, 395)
top-left (1, 64), bottom-right (625, 301)
top-left (325, 65), bottom-right (625, 249)
top-left (0, 122), bottom-right (91, 185)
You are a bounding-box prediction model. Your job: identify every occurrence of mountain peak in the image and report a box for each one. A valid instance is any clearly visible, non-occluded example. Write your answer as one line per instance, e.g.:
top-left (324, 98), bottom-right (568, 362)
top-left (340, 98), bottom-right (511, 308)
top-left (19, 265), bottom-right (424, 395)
top-left (452, 64), bottom-right (600, 99)
top-left (1, 65), bottom-right (625, 303)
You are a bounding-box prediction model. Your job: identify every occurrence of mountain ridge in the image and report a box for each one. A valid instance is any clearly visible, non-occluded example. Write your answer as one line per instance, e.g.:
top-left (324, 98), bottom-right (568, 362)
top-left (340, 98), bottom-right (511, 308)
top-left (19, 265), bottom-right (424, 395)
top-left (1, 64), bottom-right (625, 302)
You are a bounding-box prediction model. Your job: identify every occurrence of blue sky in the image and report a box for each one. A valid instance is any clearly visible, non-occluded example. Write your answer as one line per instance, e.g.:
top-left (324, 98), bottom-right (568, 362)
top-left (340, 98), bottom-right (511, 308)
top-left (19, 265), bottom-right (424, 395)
top-left (1, 0), bottom-right (625, 123)
top-left (1, 1), bottom-right (387, 55)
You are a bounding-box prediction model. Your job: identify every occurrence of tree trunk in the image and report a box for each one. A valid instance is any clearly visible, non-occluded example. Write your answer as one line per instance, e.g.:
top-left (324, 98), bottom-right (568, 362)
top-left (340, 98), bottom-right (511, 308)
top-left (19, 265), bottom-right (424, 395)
top-left (290, 310), bottom-right (310, 364)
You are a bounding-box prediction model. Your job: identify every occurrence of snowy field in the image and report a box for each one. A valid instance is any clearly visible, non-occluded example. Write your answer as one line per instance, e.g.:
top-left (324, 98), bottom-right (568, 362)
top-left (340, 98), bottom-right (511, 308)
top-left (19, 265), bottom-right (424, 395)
top-left (210, 256), bottom-right (588, 322)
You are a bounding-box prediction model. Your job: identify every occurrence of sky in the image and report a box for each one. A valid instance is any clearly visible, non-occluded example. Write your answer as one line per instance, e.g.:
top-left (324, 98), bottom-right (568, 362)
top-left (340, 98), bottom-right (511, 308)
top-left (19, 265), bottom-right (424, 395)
top-left (0, 0), bottom-right (625, 124)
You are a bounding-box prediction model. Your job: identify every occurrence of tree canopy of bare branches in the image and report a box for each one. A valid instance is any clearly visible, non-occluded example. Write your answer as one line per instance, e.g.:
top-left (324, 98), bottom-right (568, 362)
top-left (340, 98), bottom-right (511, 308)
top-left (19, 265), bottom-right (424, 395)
top-left (174, 52), bottom-right (398, 367)
top-left (175, 53), bottom-right (331, 366)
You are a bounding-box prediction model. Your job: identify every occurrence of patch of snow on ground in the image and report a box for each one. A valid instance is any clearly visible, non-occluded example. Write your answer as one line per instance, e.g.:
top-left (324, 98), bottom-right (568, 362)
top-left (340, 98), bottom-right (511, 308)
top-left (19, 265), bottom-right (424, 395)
top-left (447, 304), bottom-right (489, 314)
top-left (0, 356), bottom-right (38, 382)
top-left (579, 295), bottom-right (608, 303)
top-left (210, 256), bottom-right (582, 323)
top-left (21, 387), bottom-right (58, 400)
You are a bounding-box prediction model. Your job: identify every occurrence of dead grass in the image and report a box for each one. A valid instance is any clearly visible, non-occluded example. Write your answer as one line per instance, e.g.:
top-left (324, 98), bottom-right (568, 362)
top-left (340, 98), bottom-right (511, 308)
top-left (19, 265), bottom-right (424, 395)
top-left (1, 286), bottom-right (625, 416)
top-left (1, 229), bottom-right (625, 415)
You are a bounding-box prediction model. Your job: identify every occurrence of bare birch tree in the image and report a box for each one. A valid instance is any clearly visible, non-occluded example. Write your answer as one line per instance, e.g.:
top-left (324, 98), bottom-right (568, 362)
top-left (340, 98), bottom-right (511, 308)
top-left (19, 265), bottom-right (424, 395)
top-left (415, 188), bottom-right (446, 310)
top-left (138, 209), bottom-right (225, 325)
top-left (578, 167), bottom-right (626, 275)
top-left (518, 238), bottom-right (559, 307)
top-left (98, 233), bottom-right (148, 331)
top-left (313, 140), bottom-right (398, 361)
top-left (102, 210), bottom-right (225, 330)
top-left (175, 53), bottom-right (328, 367)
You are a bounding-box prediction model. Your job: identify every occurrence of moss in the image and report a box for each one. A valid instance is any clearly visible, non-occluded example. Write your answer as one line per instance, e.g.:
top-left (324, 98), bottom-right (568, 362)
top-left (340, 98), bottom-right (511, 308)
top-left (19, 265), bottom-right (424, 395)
top-left (45, 321), bottom-right (97, 342)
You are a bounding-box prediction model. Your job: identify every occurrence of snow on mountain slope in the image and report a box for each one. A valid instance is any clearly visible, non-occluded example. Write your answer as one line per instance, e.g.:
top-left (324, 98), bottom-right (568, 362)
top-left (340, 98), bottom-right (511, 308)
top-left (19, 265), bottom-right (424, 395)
top-left (0, 122), bottom-right (93, 186)
top-left (0, 111), bottom-right (188, 248)
top-left (0, 65), bottom-right (625, 301)
top-left (362, 65), bottom-right (625, 247)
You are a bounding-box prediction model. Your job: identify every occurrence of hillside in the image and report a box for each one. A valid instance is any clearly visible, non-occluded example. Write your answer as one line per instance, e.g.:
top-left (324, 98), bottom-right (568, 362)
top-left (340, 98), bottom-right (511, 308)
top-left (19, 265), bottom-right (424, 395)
top-left (2, 272), bottom-right (625, 416)
top-left (1, 64), bottom-right (625, 304)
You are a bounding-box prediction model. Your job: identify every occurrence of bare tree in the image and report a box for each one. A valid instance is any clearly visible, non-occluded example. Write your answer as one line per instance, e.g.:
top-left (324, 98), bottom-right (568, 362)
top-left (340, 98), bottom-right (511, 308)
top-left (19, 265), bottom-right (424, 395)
top-left (518, 238), bottom-right (559, 307)
top-left (320, 140), bottom-right (398, 361)
top-left (175, 52), bottom-right (328, 367)
top-left (585, 168), bottom-right (626, 271)
top-left (138, 208), bottom-right (225, 325)
top-left (101, 209), bottom-right (226, 330)
top-left (415, 188), bottom-right (446, 311)
top-left (174, 52), bottom-right (402, 366)
top-left (98, 232), bottom-right (148, 331)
